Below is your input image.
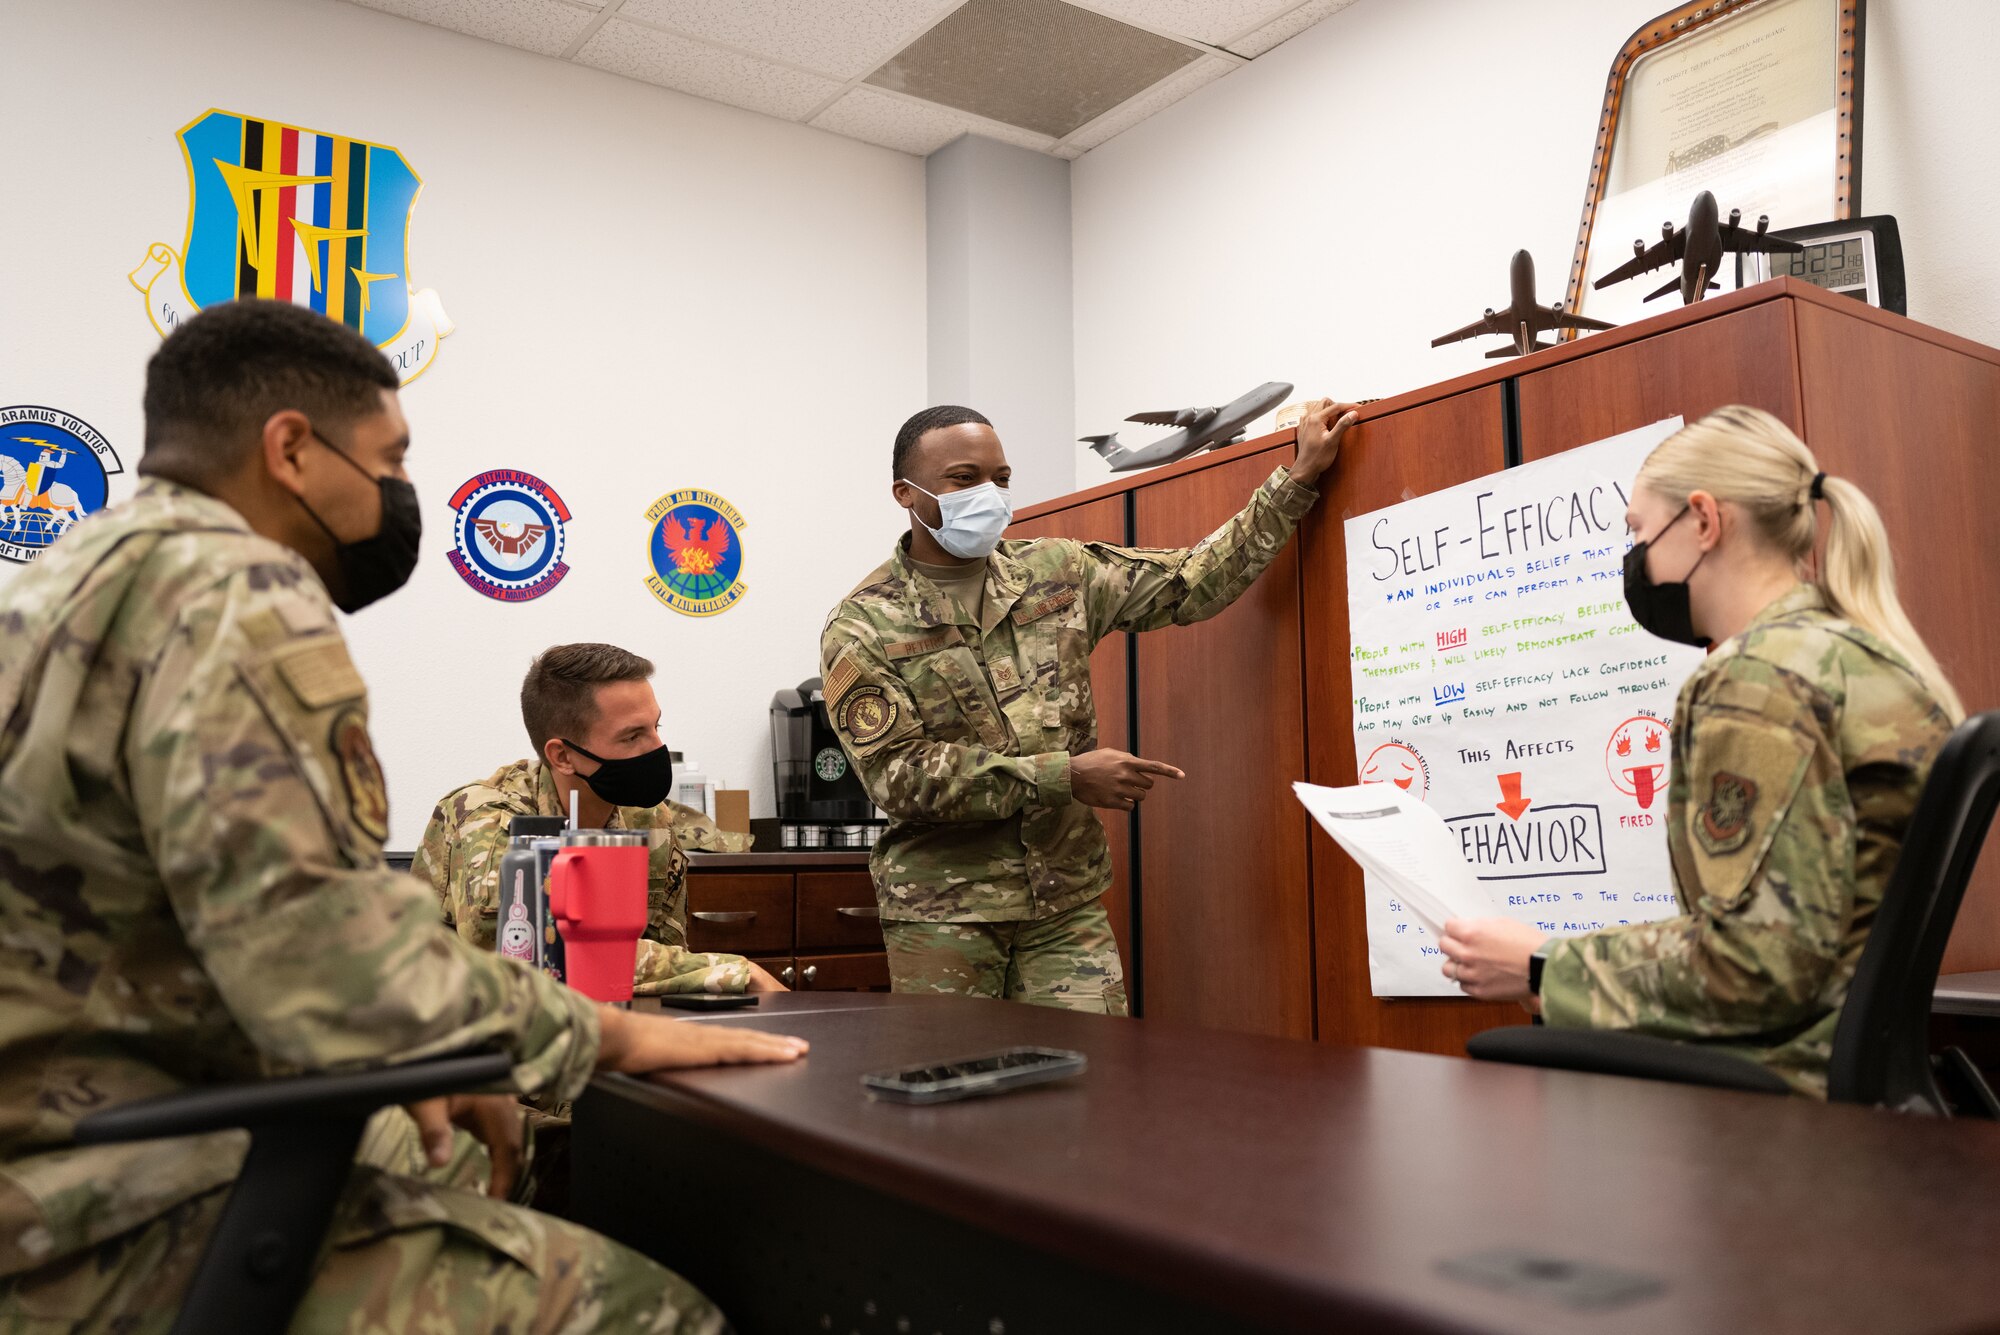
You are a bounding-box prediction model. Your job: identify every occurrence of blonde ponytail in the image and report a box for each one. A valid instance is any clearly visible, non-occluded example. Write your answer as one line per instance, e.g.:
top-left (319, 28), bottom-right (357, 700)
top-left (1637, 405), bottom-right (1963, 721)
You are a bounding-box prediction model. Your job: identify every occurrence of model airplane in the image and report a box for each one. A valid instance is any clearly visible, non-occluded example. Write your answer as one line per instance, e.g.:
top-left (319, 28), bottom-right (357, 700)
top-left (1082, 380), bottom-right (1293, 472)
top-left (1594, 190), bottom-right (1805, 305)
top-left (1431, 250), bottom-right (1614, 358)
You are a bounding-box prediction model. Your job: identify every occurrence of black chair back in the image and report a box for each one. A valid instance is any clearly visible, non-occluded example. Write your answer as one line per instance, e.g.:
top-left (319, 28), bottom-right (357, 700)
top-left (1828, 711), bottom-right (2000, 1112)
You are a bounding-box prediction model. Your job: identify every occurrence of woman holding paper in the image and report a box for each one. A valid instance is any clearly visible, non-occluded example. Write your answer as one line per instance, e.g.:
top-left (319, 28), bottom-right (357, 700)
top-left (1437, 405), bottom-right (1962, 1098)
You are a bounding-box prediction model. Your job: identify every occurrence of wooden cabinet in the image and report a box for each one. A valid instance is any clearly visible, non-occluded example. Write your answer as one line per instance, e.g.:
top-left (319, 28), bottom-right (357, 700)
top-left (687, 855), bottom-right (886, 993)
top-left (795, 951), bottom-right (892, 992)
top-left (1132, 448), bottom-right (1314, 1040)
top-left (797, 872), bottom-right (885, 951)
top-left (1010, 279), bottom-right (2000, 1053)
top-left (685, 874), bottom-right (795, 956)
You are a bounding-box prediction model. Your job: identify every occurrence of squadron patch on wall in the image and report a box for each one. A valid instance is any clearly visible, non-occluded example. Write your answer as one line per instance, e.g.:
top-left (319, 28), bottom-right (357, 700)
top-left (0, 407), bottom-right (121, 564)
top-left (447, 469), bottom-right (571, 601)
top-left (839, 687), bottom-right (897, 747)
top-left (329, 707), bottom-right (390, 843)
top-left (131, 109), bottom-right (452, 384)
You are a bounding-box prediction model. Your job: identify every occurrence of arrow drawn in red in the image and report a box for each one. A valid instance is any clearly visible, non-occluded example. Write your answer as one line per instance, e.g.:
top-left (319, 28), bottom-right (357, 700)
top-left (1495, 771), bottom-right (1533, 821)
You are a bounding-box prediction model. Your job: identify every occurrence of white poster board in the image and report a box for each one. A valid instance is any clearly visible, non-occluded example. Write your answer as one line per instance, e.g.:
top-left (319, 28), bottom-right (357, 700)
top-left (1343, 420), bottom-right (1703, 996)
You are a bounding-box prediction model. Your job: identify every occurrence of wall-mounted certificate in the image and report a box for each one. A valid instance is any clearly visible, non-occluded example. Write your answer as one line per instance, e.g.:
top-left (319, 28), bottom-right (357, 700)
top-left (1564, 0), bottom-right (1866, 327)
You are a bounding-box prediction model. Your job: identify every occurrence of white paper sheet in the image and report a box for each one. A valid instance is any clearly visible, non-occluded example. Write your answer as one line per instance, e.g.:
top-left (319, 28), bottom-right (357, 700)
top-left (1293, 781), bottom-right (1494, 940)
top-left (1339, 419), bottom-right (1704, 995)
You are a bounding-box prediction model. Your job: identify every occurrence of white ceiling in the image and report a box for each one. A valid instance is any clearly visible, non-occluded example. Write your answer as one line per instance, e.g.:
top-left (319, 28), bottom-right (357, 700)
top-left (343, 0), bottom-right (1360, 158)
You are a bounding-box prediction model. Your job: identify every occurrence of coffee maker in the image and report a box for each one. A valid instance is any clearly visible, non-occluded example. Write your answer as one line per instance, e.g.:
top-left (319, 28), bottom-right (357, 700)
top-left (770, 677), bottom-right (884, 849)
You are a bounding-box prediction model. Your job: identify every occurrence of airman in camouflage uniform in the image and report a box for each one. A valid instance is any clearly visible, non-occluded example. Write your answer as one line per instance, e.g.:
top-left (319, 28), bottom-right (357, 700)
top-left (822, 400), bottom-right (1356, 1012)
top-left (1536, 585), bottom-right (1954, 1095)
top-left (0, 300), bottom-right (804, 1332)
top-left (413, 760), bottom-right (753, 994)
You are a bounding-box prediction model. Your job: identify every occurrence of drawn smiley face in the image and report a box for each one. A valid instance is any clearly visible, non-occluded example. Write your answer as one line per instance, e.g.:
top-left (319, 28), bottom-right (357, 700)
top-left (1360, 742), bottom-right (1429, 802)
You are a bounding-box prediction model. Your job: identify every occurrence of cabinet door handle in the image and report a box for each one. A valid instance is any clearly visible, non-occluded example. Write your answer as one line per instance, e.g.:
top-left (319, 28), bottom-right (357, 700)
top-left (835, 906), bottom-right (881, 919)
top-left (693, 911), bottom-right (757, 924)
top-left (780, 966), bottom-right (795, 986)
top-left (802, 966), bottom-right (818, 986)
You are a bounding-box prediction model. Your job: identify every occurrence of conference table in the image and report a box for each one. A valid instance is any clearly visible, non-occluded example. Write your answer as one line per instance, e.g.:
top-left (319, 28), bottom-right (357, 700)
top-left (571, 992), bottom-right (2000, 1335)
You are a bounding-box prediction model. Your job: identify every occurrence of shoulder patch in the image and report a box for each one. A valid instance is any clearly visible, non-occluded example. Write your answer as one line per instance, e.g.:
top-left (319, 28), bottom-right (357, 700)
top-left (274, 637), bottom-right (366, 710)
top-left (838, 686), bottom-right (897, 746)
top-left (329, 706), bottom-right (390, 843)
top-left (885, 625), bottom-right (966, 660)
top-left (1696, 771), bottom-right (1758, 855)
top-left (1011, 587), bottom-right (1078, 625)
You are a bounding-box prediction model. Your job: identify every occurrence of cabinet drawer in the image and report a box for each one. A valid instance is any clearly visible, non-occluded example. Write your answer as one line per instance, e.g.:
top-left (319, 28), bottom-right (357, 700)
top-left (685, 873), bottom-right (794, 955)
top-left (797, 872), bottom-right (883, 951)
top-left (796, 951), bottom-right (891, 993)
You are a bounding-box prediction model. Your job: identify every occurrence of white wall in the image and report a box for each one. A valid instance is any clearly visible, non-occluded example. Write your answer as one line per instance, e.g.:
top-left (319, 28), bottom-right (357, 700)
top-left (1071, 0), bottom-right (2000, 479)
top-left (0, 0), bottom-right (926, 846)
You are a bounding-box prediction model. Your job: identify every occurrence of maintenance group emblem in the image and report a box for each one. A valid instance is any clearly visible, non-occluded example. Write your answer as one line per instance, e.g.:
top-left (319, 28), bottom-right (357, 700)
top-left (448, 470), bottom-right (572, 602)
top-left (644, 488), bottom-right (747, 617)
top-left (0, 406), bottom-right (122, 564)
top-left (130, 109), bottom-right (452, 384)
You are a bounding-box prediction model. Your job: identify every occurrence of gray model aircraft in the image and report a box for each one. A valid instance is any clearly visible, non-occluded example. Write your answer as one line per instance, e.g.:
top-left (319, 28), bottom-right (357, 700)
top-left (1081, 380), bottom-right (1293, 472)
top-left (1594, 189), bottom-right (1804, 305)
top-left (1431, 250), bottom-right (1615, 358)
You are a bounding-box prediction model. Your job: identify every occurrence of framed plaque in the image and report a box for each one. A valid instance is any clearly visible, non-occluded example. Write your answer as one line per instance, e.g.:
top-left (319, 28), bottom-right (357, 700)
top-left (1562, 0), bottom-right (1866, 329)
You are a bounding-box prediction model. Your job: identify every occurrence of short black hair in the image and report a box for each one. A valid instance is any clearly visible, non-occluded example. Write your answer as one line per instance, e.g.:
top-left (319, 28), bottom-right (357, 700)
top-left (892, 405), bottom-right (990, 481)
top-left (139, 298), bottom-right (399, 486)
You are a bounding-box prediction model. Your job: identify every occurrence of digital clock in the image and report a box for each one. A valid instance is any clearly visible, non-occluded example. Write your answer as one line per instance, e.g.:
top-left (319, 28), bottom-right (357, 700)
top-left (1740, 215), bottom-right (1906, 315)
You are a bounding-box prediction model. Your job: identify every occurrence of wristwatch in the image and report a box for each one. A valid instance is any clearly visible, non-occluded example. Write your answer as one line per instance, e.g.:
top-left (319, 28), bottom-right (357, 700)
top-left (1528, 939), bottom-right (1555, 996)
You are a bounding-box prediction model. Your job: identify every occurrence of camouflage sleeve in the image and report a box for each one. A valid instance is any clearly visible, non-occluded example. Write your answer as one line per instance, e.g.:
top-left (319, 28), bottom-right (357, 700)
top-left (1540, 664), bottom-right (1848, 1038)
top-left (665, 798), bottom-right (751, 853)
top-left (1080, 464), bottom-right (1317, 639)
top-left (124, 565), bottom-right (600, 1102)
top-left (820, 612), bottom-right (1069, 822)
top-left (439, 811), bottom-right (514, 951)
top-left (632, 942), bottom-right (751, 995)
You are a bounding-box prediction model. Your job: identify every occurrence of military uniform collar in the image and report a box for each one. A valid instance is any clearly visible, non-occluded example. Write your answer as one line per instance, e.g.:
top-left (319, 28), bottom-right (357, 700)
top-left (532, 758), bottom-right (628, 829)
top-left (889, 533), bottom-right (1029, 634)
top-left (135, 477), bottom-right (257, 534)
top-left (1745, 583), bottom-right (1825, 631)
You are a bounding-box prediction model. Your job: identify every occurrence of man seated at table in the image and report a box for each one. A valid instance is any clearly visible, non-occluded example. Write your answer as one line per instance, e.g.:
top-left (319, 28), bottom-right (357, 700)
top-left (412, 641), bottom-right (782, 994)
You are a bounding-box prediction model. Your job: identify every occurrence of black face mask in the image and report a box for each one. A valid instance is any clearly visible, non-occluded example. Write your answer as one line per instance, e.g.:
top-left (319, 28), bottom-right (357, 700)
top-left (1622, 505), bottom-right (1709, 647)
top-left (296, 429), bottom-right (422, 614)
top-left (562, 740), bottom-right (675, 811)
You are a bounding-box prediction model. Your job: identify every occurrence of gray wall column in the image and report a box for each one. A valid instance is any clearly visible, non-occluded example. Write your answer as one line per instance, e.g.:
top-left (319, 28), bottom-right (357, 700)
top-left (926, 135), bottom-right (1075, 506)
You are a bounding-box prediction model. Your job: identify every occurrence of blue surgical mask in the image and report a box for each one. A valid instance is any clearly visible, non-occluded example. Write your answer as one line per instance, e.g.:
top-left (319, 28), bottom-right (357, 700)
top-left (902, 479), bottom-right (1013, 559)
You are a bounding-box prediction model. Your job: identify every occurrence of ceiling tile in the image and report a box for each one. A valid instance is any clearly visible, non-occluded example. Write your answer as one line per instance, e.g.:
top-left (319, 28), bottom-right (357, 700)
top-left (575, 17), bottom-right (845, 120)
top-left (346, 0), bottom-right (598, 57)
top-left (810, 86), bottom-right (1057, 157)
top-left (1070, 0), bottom-right (1293, 46)
top-left (867, 0), bottom-right (1201, 140)
top-left (1226, 0), bottom-right (1360, 58)
top-left (618, 0), bottom-right (956, 81)
top-left (1060, 52), bottom-right (1231, 151)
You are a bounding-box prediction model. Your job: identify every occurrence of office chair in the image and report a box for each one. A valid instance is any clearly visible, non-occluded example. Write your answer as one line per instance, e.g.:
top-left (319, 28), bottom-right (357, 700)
top-left (73, 1050), bottom-right (513, 1335)
top-left (1469, 710), bottom-right (2000, 1117)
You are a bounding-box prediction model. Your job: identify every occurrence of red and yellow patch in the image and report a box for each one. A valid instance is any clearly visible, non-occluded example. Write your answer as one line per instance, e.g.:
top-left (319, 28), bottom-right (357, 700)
top-left (329, 706), bottom-right (390, 843)
top-left (1697, 771), bottom-right (1758, 854)
top-left (839, 687), bottom-right (897, 747)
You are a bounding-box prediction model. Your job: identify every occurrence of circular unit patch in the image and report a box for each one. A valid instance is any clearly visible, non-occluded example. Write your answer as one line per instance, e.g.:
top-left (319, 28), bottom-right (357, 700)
top-left (447, 469), bottom-right (571, 601)
top-left (0, 406), bottom-right (122, 563)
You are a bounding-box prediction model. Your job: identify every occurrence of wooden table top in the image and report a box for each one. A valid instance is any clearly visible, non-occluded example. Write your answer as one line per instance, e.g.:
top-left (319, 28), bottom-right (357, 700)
top-left (601, 993), bottom-right (2000, 1334)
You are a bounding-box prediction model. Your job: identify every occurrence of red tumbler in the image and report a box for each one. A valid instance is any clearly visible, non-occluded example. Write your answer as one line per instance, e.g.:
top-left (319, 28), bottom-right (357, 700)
top-left (548, 831), bottom-right (649, 1004)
